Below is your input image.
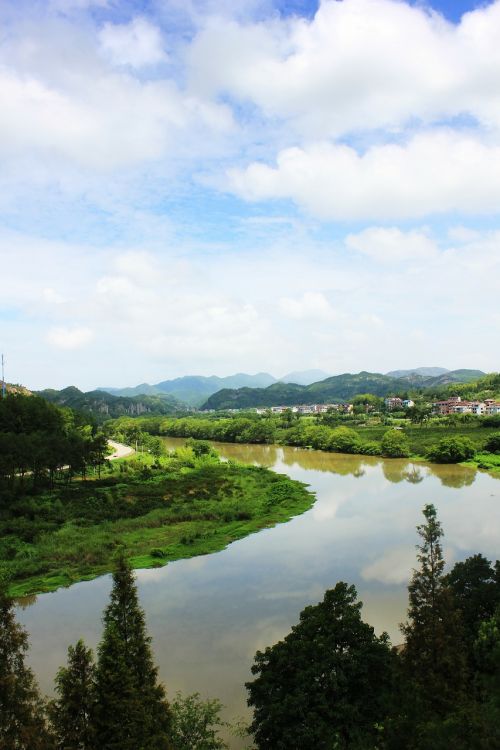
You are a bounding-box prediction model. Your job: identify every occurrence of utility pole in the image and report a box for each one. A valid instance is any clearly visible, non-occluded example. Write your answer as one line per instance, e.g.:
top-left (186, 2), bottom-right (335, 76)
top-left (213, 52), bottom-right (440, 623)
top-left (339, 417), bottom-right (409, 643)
top-left (1, 354), bottom-right (5, 398)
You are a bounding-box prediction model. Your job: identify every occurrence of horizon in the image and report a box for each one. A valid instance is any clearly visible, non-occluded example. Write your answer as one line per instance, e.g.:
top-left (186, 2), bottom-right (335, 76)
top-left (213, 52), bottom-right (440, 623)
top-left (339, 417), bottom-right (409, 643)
top-left (1, 0), bottom-right (499, 390)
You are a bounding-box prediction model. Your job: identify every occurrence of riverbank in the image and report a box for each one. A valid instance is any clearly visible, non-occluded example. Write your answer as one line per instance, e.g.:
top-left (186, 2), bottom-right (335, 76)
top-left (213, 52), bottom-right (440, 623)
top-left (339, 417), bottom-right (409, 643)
top-left (108, 415), bottom-right (500, 474)
top-left (5, 448), bottom-right (314, 598)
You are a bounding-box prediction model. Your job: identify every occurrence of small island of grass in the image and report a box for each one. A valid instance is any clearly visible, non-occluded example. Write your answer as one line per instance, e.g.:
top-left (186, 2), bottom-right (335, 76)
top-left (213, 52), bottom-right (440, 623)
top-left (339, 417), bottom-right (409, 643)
top-left (3, 442), bottom-right (314, 598)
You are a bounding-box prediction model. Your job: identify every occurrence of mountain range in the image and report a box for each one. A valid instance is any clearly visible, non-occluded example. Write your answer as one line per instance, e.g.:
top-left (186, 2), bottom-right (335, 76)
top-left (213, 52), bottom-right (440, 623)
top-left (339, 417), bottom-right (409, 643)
top-left (98, 370), bottom-right (331, 406)
top-left (202, 369), bottom-right (485, 410)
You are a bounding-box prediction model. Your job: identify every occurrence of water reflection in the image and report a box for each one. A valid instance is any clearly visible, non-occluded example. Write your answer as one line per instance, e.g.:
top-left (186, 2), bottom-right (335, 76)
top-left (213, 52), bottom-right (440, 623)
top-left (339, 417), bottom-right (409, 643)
top-left (17, 438), bottom-right (499, 750)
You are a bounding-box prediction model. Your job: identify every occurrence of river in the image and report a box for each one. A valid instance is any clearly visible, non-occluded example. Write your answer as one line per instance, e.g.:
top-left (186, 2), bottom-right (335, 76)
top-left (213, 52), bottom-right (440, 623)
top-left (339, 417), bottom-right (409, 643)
top-left (17, 439), bottom-right (500, 746)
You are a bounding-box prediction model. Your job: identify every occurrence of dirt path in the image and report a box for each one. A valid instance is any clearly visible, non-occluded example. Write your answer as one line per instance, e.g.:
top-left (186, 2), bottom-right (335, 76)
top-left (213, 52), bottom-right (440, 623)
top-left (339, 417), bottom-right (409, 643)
top-left (107, 440), bottom-right (135, 460)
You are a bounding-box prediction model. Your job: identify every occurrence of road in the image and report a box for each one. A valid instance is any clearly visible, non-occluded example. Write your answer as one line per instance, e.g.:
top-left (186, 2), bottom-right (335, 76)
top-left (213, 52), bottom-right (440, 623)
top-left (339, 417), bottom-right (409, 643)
top-left (107, 440), bottom-right (135, 460)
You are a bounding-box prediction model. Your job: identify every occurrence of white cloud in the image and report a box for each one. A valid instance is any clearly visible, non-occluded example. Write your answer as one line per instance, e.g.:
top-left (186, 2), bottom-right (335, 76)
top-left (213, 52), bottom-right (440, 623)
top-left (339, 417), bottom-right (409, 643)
top-left (47, 326), bottom-right (94, 350)
top-left (99, 18), bottom-right (168, 69)
top-left (279, 291), bottom-right (338, 321)
top-left (346, 227), bottom-right (437, 263)
top-left (227, 132), bottom-right (500, 220)
top-left (188, 0), bottom-right (500, 137)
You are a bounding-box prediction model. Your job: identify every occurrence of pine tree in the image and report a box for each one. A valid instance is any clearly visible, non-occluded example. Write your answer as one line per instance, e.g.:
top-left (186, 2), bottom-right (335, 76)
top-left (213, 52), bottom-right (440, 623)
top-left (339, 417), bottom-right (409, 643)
top-left (0, 584), bottom-right (54, 749)
top-left (50, 639), bottom-right (96, 750)
top-left (401, 504), bottom-right (467, 717)
top-left (94, 553), bottom-right (172, 750)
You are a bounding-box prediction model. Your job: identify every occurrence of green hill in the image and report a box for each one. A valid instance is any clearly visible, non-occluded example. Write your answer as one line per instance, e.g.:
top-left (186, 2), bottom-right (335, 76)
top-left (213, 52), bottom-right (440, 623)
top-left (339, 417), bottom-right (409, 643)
top-left (202, 369), bottom-right (486, 410)
top-left (38, 386), bottom-right (184, 422)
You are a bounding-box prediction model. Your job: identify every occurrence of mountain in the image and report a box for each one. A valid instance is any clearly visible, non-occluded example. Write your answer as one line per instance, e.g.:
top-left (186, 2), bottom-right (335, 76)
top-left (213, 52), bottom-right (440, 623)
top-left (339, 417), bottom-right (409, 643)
top-left (386, 367), bottom-right (449, 378)
top-left (280, 369), bottom-right (331, 385)
top-left (99, 372), bottom-right (277, 407)
top-left (422, 369), bottom-right (485, 386)
top-left (202, 369), bottom-right (486, 410)
top-left (37, 386), bottom-right (184, 422)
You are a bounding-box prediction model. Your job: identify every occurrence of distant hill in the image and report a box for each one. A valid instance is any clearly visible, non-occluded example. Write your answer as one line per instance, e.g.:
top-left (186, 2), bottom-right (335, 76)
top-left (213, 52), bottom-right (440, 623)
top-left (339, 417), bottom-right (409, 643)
top-left (100, 372), bottom-right (277, 407)
top-left (386, 367), bottom-right (449, 378)
top-left (38, 386), bottom-right (184, 422)
top-left (279, 369), bottom-right (331, 385)
top-left (202, 369), bottom-right (486, 410)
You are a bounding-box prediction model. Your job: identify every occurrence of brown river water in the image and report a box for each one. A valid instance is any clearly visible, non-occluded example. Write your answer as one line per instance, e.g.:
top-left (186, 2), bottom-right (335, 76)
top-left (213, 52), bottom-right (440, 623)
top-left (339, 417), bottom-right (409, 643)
top-left (16, 439), bottom-right (500, 747)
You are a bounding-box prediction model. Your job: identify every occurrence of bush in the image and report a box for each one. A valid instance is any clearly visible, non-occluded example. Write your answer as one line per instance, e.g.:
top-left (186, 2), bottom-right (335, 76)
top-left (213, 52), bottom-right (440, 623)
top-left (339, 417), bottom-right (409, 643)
top-left (427, 437), bottom-right (476, 464)
top-left (381, 430), bottom-right (410, 458)
top-left (484, 432), bottom-right (500, 454)
top-left (328, 427), bottom-right (362, 454)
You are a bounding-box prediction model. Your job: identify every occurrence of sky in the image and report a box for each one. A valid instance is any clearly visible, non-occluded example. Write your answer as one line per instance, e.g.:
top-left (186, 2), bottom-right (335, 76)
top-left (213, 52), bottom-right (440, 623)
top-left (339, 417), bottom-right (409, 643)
top-left (0, 0), bottom-right (499, 390)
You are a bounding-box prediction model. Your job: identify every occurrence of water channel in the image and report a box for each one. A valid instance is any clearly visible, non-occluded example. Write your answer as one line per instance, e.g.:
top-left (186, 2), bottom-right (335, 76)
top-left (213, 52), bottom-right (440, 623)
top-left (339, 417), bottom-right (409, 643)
top-left (17, 439), bottom-right (500, 746)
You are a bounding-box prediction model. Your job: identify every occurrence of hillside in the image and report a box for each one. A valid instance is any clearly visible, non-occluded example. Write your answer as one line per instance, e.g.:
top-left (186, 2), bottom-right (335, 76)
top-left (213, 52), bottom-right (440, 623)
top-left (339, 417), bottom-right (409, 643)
top-left (202, 369), bottom-right (485, 410)
top-left (38, 386), bottom-right (184, 422)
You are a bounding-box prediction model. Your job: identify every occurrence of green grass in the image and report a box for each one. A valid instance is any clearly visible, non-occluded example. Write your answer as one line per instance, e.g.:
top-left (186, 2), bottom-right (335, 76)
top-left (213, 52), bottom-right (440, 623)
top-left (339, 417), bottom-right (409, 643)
top-left (2, 453), bottom-right (314, 598)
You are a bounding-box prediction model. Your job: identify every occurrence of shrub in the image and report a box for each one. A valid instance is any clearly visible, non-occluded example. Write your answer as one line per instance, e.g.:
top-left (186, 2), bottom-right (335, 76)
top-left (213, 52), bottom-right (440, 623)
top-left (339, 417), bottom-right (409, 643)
top-left (427, 437), bottom-right (476, 464)
top-left (484, 432), bottom-right (500, 454)
top-left (381, 430), bottom-right (410, 458)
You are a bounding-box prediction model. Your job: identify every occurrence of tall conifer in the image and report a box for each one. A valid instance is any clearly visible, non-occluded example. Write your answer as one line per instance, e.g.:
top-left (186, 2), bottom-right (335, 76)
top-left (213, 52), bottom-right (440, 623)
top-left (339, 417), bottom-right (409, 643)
top-left (401, 504), bottom-right (467, 717)
top-left (50, 639), bottom-right (96, 750)
top-left (0, 584), bottom-right (54, 749)
top-left (94, 554), bottom-right (172, 750)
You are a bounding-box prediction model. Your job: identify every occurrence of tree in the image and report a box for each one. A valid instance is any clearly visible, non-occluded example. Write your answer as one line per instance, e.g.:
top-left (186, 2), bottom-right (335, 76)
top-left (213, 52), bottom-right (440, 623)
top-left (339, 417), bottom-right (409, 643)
top-left (484, 432), bottom-right (500, 454)
top-left (0, 583), bottom-right (54, 749)
top-left (246, 582), bottom-right (394, 750)
top-left (381, 429), bottom-right (410, 457)
top-left (427, 437), bottom-right (475, 463)
top-left (50, 640), bottom-right (96, 750)
top-left (401, 505), bottom-right (467, 718)
top-left (445, 554), bottom-right (500, 658)
top-left (169, 692), bottom-right (229, 750)
top-left (94, 554), bottom-right (172, 750)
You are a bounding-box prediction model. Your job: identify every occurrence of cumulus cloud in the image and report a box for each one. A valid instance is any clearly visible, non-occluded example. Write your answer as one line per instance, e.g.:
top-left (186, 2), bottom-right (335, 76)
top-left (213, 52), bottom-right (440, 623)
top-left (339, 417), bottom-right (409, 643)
top-left (47, 326), bottom-right (94, 350)
top-left (99, 18), bottom-right (168, 68)
top-left (227, 132), bottom-right (500, 220)
top-left (188, 0), bottom-right (500, 136)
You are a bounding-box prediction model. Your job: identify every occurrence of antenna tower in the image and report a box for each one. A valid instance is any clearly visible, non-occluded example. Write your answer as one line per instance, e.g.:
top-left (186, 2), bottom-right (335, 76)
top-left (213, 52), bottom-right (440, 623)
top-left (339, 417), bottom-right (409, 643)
top-left (1, 354), bottom-right (5, 398)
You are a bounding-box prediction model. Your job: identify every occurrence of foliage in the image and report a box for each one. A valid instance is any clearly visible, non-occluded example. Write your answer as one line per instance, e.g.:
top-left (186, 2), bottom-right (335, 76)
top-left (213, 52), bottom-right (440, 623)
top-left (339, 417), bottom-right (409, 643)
top-left (247, 582), bottom-right (394, 750)
top-left (484, 432), bottom-right (500, 453)
top-left (94, 553), bottom-right (172, 750)
top-left (445, 555), bottom-right (500, 657)
top-left (426, 436), bottom-right (476, 463)
top-left (400, 505), bottom-right (467, 718)
top-left (0, 583), bottom-right (54, 749)
top-left (50, 640), bottom-right (96, 750)
top-left (381, 429), bottom-right (411, 457)
top-left (170, 692), bottom-right (229, 750)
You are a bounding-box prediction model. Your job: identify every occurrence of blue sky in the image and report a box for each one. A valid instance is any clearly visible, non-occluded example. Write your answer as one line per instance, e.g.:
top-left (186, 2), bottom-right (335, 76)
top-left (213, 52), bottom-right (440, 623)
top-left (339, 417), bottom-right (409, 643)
top-left (0, 0), bottom-right (499, 389)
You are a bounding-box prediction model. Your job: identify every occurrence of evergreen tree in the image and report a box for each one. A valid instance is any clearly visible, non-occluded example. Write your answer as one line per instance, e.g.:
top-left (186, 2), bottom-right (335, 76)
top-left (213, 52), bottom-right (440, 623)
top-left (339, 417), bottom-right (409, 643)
top-left (401, 504), bottom-right (467, 718)
top-left (50, 639), bottom-right (96, 750)
top-left (94, 554), bottom-right (172, 750)
top-left (0, 584), bottom-right (54, 749)
top-left (247, 582), bottom-right (394, 750)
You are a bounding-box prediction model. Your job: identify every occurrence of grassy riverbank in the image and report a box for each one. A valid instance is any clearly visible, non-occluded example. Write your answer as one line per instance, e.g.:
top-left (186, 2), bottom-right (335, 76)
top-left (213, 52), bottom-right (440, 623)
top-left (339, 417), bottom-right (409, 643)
top-left (108, 414), bottom-right (500, 473)
top-left (2, 447), bottom-right (314, 598)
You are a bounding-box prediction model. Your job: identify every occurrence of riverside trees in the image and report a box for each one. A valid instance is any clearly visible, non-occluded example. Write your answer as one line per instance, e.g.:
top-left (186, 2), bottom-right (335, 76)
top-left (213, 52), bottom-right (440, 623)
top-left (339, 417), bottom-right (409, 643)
top-left (0, 394), bottom-right (108, 487)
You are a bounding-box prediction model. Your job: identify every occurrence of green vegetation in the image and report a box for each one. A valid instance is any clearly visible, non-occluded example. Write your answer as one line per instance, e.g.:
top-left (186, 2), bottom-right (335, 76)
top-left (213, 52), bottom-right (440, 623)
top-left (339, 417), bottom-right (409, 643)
top-left (38, 385), bottom-right (184, 423)
top-left (202, 368), bottom-right (485, 410)
top-left (0, 394), bottom-right (313, 597)
top-left (246, 505), bottom-right (500, 749)
top-left (108, 411), bottom-right (500, 472)
top-left (1, 555), bottom-right (237, 750)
